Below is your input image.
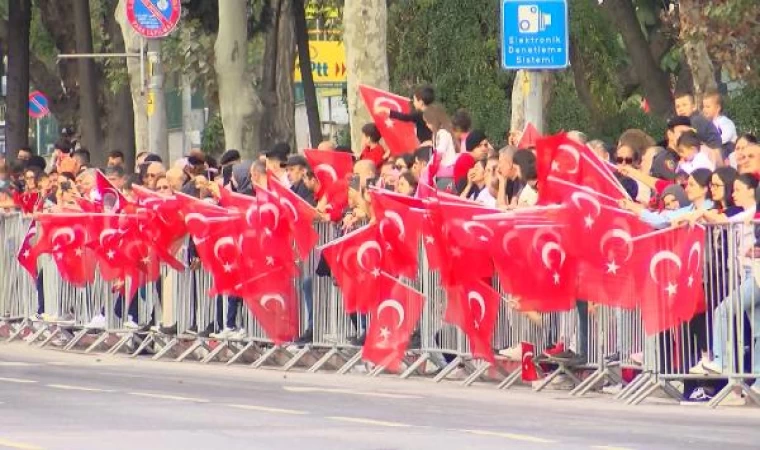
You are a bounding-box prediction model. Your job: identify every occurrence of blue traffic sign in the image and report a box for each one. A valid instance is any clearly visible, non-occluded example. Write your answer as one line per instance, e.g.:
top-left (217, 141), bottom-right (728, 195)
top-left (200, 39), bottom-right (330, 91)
top-left (501, 0), bottom-right (569, 70)
top-left (126, 0), bottom-right (181, 39)
top-left (28, 91), bottom-right (49, 119)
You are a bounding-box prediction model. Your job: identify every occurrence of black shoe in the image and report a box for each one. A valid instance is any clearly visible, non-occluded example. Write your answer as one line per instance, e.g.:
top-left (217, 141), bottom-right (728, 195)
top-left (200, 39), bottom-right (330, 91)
top-left (295, 328), bottom-right (313, 345)
top-left (408, 332), bottom-right (421, 350)
top-left (138, 324), bottom-right (152, 333)
top-left (198, 323), bottom-right (214, 338)
top-left (186, 325), bottom-right (198, 335)
top-left (159, 324), bottom-right (177, 335)
top-left (349, 333), bottom-right (366, 347)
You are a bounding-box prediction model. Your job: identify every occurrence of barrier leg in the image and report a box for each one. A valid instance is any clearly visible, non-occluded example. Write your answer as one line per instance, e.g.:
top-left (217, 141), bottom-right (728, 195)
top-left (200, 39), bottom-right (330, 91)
top-left (152, 338), bottom-right (180, 361)
top-left (336, 351), bottom-right (364, 375)
top-left (7, 319), bottom-right (31, 342)
top-left (705, 379), bottom-right (752, 409)
top-left (251, 345), bottom-right (282, 369)
top-left (533, 363), bottom-right (582, 392)
top-left (63, 329), bottom-right (89, 351)
top-left (497, 368), bottom-right (524, 390)
top-left (25, 323), bottom-right (50, 345)
top-left (38, 327), bottom-right (61, 348)
top-left (130, 333), bottom-right (155, 357)
top-left (105, 333), bottom-right (133, 355)
top-left (175, 340), bottom-right (208, 362)
top-left (616, 372), bottom-right (651, 401)
top-left (432, 356), bottom-right (464, 383)
top-left (201, 341), bottom-right (229, 364)
top-left (85, 332), bottom-right (112, 354)
top-left (282, 346), bottom-right (313, 371)
top-left (570, 363), bottom-right (622, 397)
top-left (400, 353), bottom-right (433, 379)
top-left (226, 342), bottom-right (260, 366)
top-left (307, 348), bottom-right (347, 373)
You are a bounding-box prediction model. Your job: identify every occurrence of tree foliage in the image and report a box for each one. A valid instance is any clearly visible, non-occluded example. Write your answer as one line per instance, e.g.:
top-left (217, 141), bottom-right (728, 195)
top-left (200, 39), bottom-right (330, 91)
top-left (387, 0), bottom-right (513, 144)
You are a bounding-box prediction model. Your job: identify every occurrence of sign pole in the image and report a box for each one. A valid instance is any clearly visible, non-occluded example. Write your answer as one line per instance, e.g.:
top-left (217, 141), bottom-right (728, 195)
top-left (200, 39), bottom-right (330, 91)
top-left (525, 70), bottom-right (544, 134)
top-left (146, 38), bottom-right (166, 160)
top-left (36, 118), bottom-right (41, 154)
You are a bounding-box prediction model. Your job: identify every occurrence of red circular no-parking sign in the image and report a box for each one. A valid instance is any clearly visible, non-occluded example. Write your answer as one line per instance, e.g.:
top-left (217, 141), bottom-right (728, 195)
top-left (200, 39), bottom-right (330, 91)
top-left (126, 0), bottom-right (181, 39)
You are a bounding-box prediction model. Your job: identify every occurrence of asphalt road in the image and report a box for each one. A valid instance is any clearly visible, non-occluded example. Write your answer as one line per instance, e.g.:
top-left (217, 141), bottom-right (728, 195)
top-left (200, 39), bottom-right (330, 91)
top-left (0, 343), bottom-right (758, 450)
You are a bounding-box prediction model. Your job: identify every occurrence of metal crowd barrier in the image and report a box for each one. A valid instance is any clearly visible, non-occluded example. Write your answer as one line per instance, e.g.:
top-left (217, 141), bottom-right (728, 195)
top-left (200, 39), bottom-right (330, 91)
top-left (1, 210), bottom-right (759, 408)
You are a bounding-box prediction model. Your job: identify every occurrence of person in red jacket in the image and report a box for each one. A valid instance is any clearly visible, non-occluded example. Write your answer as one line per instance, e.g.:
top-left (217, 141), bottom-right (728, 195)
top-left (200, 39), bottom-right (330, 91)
top-left (359, 123), bottom-right (390, 169)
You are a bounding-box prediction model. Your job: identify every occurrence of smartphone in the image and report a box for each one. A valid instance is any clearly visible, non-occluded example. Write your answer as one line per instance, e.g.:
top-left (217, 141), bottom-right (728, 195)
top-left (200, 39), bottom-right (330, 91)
top-left (349, 175), bottom-right (361, 191)
top-left (367, 176), bottom-right (380, 188)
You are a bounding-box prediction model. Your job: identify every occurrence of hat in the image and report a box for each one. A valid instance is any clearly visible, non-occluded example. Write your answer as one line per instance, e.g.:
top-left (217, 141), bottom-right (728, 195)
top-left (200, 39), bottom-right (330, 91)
top-left (667, 116), bottom-right (692, 130)
top-left (144, 153), bottom-right (163, 164)
top-left (650, 148), bottom-right (679, 181)
top-left (661, 184), bottom-right (689, 208)
top-left (286, 154), bottom-right (309, 168)
top-left (465, 130), bottom-right (487, 152)
top-left (265, 143), bottom-right (291, 162)
top-left (219, 149), bottom-right (241, 166)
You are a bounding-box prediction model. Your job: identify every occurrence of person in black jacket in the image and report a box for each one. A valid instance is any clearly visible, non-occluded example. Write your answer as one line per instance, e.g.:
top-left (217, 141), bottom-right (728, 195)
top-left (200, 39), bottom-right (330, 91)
top-left (374, 84), bottom-right (435, 144)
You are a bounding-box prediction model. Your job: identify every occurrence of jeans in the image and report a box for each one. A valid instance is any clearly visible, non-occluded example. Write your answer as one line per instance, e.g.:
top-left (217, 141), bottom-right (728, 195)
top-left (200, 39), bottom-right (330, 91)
top-left (36, 270), bottom-right (45, 315)
top-left (713, 266), bottom-right (760, 385)
top-left (302, 276), bottom-right (314, 330)
top-left (226, 296), bottom-right (242, 330)
top-left (576, 300), bottom-right (589, 358)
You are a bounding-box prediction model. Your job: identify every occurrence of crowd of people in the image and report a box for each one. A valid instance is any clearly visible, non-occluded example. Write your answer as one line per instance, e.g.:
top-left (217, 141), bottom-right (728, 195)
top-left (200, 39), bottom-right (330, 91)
top-left (1, 83), bottom-right (760, 404)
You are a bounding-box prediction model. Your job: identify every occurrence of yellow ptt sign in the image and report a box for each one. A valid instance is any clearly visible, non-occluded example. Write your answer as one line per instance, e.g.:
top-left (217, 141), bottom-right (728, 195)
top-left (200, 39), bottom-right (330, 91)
top-left (294, 41), bottom-right (347, 84)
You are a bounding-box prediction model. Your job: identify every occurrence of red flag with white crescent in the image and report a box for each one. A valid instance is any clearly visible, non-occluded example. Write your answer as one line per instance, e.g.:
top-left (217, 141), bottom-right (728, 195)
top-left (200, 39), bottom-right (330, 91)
top-left (359, 84), bottom-right (420, 156)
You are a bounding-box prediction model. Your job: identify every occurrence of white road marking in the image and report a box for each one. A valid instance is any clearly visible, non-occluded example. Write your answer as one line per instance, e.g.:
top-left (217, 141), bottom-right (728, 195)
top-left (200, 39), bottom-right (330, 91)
top-left (456, 429), bottom-right (555, 443)
top-left (226, 404), bottom-right (308, 415)
top-left (46, 384), bottom-right (116, 393)
top-left (283, 386), bottom-right (421, 399)
top-left (0, 438), bottom-right (44, 450)
top-left (592, 446), bottom-right (635, 450)
top-left (129, 392), bottom-right (210, 403)
top-left (0, 377), bottom-right (38, 384)
top-left (326, 416), bottom-right (411, 428)
top-left (0, 362), bottom-right (35, 367)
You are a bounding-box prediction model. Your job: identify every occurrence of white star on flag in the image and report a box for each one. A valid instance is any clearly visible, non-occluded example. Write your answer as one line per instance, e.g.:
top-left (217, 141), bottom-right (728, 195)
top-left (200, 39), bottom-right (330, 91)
top-left (223, 263), bottom-right (234, 273)
top-left (553, 272), bottom-right (561, 285)
top-left (379, 326), bottom-right (391, 341)
top-left (266, 256), bottom-right (275, 266)
top-left (688, 275), bottom-right (694, 287)
top-left (606, 259), bottom-right (620, 275)
top-left (665, 282), bottom-right (678, 297)
top-left (107, 250), bottom-right (116, 260)
top-left (584, 215), bottom-right (595, 229)
top-left (384, 118), bottom-right (394, 128)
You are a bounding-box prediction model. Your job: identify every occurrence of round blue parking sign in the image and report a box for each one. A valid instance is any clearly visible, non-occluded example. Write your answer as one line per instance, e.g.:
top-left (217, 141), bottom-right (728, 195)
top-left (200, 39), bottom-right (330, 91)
top-left (126, 0), bottom-right (181, 39)
top-left (28, 91), bottom-right (50, 119)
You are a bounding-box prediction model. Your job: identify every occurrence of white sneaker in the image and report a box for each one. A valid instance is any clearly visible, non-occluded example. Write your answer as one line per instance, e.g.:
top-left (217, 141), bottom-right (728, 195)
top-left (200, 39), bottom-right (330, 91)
top-left (210, 328), bottom-right (235, 339)
top-left (602, 383), bottom-right (623, 395)
top-left (232, 329), bottom-right (247, 340)
top-left (498, 345), bottom-right (522, 360)
top-left (701, 360), bottom-right (723, 374)
top-left (85, 314), bottom-right (106, 330)
top-left (124, 320), bottom-right (140, 330)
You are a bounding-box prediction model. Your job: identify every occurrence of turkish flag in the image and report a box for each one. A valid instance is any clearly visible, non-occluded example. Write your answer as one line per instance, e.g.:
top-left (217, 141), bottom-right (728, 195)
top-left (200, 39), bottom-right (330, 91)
top-left (632, 225), bottom-right (706, 334)
top-left (267, 174), bottom-right (319, 260)
top-left (319, 223), bottom-right (385, 313)
top-left (536, 134), bottom-right (628, 203)
top-left (130, 185), bottom-right (187, 256)
top-left (304, 149), bottom-right (354, 193)
top-left (75, 197), bottom-right (102, 213)
top-left (13, 191), bottom-right (40, 214)
top-left (517, 122), bottom-right (541, 150)
top-left (238, 266), bottom-right (300, 344)
top-left (94, 170), bottom-right (129, 212)
top-left (16, 221), bottom-right (39, 279)
top-left (575, 205), bottom-right (653, 309)
top-left (362, 272), bottom-right (426, 371)
top-left (369, 189), bottom-right (424, 278)
top-left (85, 212), bottom-right (132, 282)
top-left (502, 223), bottom-right (578, 312)
top-left (445, 279), bottom-right (501, 363)
top-left (359, 84), bottom-right (420, 156)
top-left (185, 208), bottom-right (247, 296)
top-left (35, 213), bottom-right (97, 286)
top-left (520, 342), bottom-right (540, 382)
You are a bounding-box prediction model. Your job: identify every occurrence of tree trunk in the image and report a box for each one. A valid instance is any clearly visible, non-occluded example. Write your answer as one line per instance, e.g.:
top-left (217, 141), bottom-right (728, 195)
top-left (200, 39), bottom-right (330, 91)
top-left (73, 0), bottom-right (105, 165)
top-left (215, 0), bottom-right (262, 159)
top-left (678, 0), bottom-right (717, 104)
top-left (600, 0), bottom-right (673, 118)
top-left (103, 0), bottom-right (136, 169)
top-left (293, 0), bottom-right (322, 148)
top-left (510, 70), bottom-right (554, 136)
top-left (115, 0), bottom-right (149, 155)
top-left (569, 39), bottom-right (602, 135)
top-left (6, 0), bottom-right (32, 159)
top-left (146, 39), bottom-right (169, 161)
top-left (343, 0), bottom-right (389, 150)
top-left (260, 0), bottom-right (297, 152)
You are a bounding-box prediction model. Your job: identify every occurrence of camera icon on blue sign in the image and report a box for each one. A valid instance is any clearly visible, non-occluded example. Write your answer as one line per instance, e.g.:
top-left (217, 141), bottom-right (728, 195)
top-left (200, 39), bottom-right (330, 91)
top-left (518, 5), bottom-right (552, 33)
